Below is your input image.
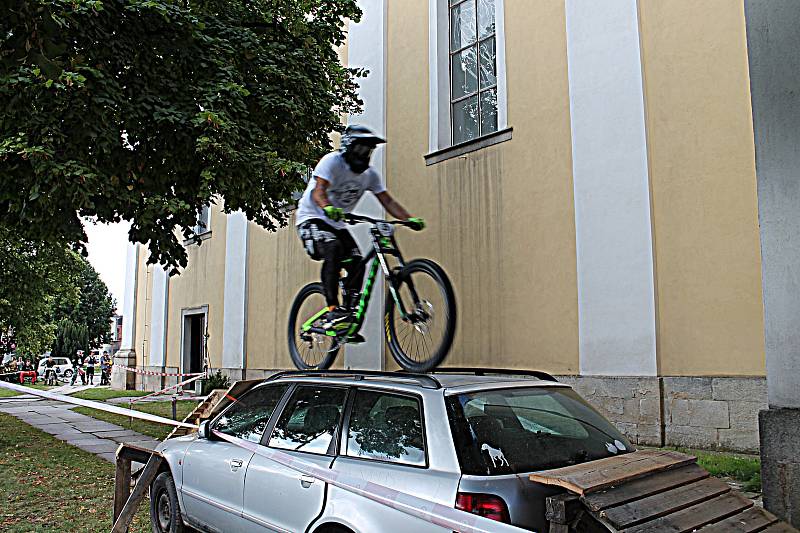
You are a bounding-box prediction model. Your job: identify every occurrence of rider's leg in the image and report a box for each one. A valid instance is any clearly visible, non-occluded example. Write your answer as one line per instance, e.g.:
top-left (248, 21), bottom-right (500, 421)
top-left (338, 229), bottom-right (365, 311)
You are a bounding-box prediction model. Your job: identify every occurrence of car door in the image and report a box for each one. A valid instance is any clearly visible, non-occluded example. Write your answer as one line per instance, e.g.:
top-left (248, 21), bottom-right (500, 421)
top-left (241, 385), bottom-right (348, 533)
top-left (180, 383), bottom-right (289, 532)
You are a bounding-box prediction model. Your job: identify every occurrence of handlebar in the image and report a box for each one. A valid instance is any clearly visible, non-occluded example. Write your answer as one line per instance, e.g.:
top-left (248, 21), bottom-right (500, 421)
top-left (344, 214), bottom-right (414, 227)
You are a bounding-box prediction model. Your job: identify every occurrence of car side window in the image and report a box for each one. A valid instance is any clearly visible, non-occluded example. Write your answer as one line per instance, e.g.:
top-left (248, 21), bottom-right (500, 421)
top-left (346, 390), bottom-right (426, 467)
top-left (268, 386), bottom-right (346, 455)
top-left (214, 384), bottom-right (288, 443)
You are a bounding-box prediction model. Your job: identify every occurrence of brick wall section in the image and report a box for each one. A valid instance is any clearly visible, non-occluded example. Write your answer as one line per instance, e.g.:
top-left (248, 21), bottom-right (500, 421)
top-left (557, 375), bottom-right (767, 453)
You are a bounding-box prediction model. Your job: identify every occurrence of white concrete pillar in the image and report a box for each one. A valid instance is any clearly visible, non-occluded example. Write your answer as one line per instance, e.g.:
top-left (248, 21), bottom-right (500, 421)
top-left (345, 0), bottom-right (388, 370)
top-left (222, 211), bottom-right (249, 371)
top-left (565, 0), bottom-right (658, 376)
top-left (120, 243), bottom-right (139, 350)
top-left (148, 265), bottom-right (169, 368)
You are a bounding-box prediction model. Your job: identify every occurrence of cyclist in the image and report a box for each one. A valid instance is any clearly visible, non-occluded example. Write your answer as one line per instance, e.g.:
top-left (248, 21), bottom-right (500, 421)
top-left (43, 355), bottom-right (57, 386)
top-left (296, 124), bottom-right (425, 337)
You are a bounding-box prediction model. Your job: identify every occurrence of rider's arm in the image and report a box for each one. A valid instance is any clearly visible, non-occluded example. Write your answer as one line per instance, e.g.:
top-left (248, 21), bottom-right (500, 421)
top-left (376, 191), bottom-right (412, 220)
top-left (311, 177), bottom-right (333, 208)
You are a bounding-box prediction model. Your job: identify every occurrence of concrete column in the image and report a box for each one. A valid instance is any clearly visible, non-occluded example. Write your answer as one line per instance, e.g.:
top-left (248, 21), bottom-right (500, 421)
top-left (112, 243), bottom-right (139, 390)
top-left (344, 0), bottom-right (387, 370)
top-left (565, 0), bottom-right (658, 376)
top-left (745, 0), bottom-right (800, 525)
top-left (222, 211), bottom-right (249, 380)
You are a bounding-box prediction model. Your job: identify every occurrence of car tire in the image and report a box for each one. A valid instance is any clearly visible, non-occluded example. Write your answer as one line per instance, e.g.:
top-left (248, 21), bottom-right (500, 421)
top-left (150, 471), bottom-right (185, 533)
top-left (63, 369), bottom-right (73, 379)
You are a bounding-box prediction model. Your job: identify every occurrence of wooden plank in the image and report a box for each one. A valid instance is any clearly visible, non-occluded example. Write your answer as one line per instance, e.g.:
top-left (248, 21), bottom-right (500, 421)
top-left (117, 443), bottom-right (155, 464)
top-left (760, 523), bottom-right (800, 533)
top-left (601, 477), bottom-right (731, 528)
top-left (623, 491), bottom-right (753, 533)
top-left (113, 456), bottom-right (132, 523)
top-left (697, 507), bottom-right (779, 533)
top-left (583, 463), bottom-right (709, 512)
top-left (530, 450), bottom-right (696, 495)
top-left (111, 454), bottom-right (164, 533)
top-left (546, 493), bottom-right (582, 524)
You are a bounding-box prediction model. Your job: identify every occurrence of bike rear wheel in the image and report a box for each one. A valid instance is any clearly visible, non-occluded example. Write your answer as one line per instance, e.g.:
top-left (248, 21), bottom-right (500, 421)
top-left (385, 259), bottom-right (456, 372)
top-left (288, 282), bottom-right (340, 370)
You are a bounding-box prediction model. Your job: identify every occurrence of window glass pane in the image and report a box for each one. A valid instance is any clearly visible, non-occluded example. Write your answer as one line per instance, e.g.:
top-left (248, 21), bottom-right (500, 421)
top-left (450, 0), bottom-right (476, 51)
top-left (452, 96), bottom-right (479, 144)
top-left (451, 46), bottom-right (478, 100)
top-left (214, 384), bottom-right (288, 443)
top-left (268, 386), bottom-right (346, 455)
top-left (477, 0), bottom-right (495, 39)
top-left (480, 88), bottom-right (498, 135)
top-left (346, 390), bottom-right (425, 466)
top-left (479, 37), bottom-right (496, 88)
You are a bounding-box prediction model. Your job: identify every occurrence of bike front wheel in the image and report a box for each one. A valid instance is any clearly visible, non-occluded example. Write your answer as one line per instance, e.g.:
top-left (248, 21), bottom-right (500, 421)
top-left (288, 282), bottom-right (341, 370)
top-left (385, 259), bottom-right (456, 372)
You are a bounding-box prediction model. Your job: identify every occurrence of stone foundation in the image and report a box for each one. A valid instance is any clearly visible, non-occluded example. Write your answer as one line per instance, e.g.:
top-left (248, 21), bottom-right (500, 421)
top-left (760, 407), bottom-right (800, 526)
top-left (557, 375), bottom-right (767, 453)
top-left (111, 350), bottom-right (137, 390)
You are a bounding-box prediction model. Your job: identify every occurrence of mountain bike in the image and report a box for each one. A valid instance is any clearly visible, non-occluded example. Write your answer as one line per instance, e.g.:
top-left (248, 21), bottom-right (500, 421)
top-left (288, 214), bottom-right (456, 372)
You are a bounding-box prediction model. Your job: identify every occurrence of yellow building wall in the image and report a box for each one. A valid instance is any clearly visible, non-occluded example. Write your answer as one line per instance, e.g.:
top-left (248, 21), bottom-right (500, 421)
top-left (163, 203), bottom-right (228, 370)
top-left (384, 0), bottom-right (579, 373)
top-left (638, 0), bottom-right (765, 376)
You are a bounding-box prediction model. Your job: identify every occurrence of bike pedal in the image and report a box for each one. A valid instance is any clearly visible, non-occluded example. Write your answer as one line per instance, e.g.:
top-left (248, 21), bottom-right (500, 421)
top-left (345, 333), bottom-right (366, 344)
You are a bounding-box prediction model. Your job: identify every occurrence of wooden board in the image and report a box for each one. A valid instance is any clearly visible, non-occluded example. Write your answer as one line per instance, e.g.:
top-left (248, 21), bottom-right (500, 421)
top-left (601, 477), bottom-right (730, 529)
top-left (111, 454), bottom-right (163, 533)
top-left (530, 450), bottom-right (696, 495)
top-left (623, 491), bottom-right (753, 533)
top-left (583, 463), bottom-right (709, 512)
top-left (697, 507), bottom-right (779, 533)
top-left (761, 524), bottom-right (800, 533)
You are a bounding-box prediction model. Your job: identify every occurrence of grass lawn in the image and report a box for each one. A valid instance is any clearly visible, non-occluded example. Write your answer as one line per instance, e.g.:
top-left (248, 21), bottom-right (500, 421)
top-left (0, 382), bottom-right (57, 398)
top-left (666, 447), bottom-right (761, 492)
top-left (0, 413), bottom-right (151, 532)
top-left (72, 388), bottom-right (151, 401)
top-left (74, 400), bottom-right (199, 440)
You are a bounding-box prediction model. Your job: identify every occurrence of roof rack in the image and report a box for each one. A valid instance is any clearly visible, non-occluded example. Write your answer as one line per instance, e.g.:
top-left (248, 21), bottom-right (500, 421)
top-left (429, 367), bottom-right (558, 382)
top-left (267, 369), bottom-right (442, 389)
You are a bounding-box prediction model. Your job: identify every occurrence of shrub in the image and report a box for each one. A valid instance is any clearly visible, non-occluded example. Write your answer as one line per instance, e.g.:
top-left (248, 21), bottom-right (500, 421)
top-left (201, 370), bottom-right (230, 396)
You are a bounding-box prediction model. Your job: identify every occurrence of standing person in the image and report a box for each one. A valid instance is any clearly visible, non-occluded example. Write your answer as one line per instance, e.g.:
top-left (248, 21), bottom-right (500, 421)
top-left (295, 124), bottom-right (424, 336)
top-left (84, 350), bottom-right (97, 385)
top-left (70, 350), bottom-right (85, 386)
top-left (100, 351), bottom-right (111, 385)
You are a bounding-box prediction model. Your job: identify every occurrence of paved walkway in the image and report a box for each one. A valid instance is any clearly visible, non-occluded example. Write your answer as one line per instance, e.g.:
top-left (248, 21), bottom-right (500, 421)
top-left (0, 392), bottom-right (161, 463)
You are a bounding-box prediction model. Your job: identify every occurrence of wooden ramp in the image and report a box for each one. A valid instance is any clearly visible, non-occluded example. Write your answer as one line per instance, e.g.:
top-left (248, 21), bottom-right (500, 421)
top-left (165, 388), bottom-right (226, 440)
top-left (530, 450), bottom-right (799, 533)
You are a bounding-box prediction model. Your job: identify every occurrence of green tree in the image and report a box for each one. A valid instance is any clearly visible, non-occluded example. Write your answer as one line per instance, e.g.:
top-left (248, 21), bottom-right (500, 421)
top-left (0, 0), bottom-right (363, 272)
top-left (0, 227), bottom-right (79, 357)
top-left (51, 318), bottom-right (89, 360)
top-left (51, 256), bottom-right (115, 351)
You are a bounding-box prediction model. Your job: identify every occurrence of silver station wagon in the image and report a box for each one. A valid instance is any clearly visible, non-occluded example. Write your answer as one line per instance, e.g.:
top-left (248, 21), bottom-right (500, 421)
top-left (150, 369), bottom-right (634, 533)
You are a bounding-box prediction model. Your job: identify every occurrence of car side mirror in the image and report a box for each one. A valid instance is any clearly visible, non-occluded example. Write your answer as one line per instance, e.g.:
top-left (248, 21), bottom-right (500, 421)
top-left (198, 421), bottom-right (211, 440)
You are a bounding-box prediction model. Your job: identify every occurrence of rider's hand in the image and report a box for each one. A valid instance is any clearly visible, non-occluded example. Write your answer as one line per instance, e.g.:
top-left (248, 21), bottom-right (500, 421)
top-left (406, 217), bottom-right (426, 231)
top-left (323, 205), bottom-right (345, 222)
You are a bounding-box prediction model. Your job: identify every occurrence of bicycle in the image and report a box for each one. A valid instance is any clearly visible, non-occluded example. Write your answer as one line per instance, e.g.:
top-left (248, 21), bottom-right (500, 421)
top-left (288, 214), bottom-right (456, 372)
top-left (44, 368), bottom-right (57, 386)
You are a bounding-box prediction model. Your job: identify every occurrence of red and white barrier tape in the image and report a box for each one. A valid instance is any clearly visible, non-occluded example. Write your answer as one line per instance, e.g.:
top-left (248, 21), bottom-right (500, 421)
top-left (112, 365), bottom-right (204, 377)
top-left (0, 380), bottom-right (524, 532)
top-left (0, 381), bottom-right (196, 429)
top-left (130, 373), bottom-right (205, 404)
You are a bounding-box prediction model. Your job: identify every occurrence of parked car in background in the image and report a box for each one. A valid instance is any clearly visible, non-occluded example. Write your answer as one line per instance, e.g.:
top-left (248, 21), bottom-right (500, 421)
top-left (150, 369), bottom-right (634, 533)
top-left (36, 356), bottom-right (73, 380)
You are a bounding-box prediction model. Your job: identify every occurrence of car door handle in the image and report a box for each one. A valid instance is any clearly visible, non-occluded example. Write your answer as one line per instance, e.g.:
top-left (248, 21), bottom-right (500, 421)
top-left (230, 459), bottom-right (243, 472)
top-left (299, 475), bottom-right (316, 488)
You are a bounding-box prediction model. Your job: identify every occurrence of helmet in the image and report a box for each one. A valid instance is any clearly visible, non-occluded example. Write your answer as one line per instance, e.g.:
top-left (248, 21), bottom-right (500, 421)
top-left (340, 124), bottom-right (386, 173)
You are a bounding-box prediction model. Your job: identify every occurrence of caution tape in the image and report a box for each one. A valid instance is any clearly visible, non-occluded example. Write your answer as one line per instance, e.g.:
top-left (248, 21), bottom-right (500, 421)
top-left (0, 379), bottom-right (524, 532)
top-left (112, 365), bottom-right (204, 378)
top-left (130, 373), bottom-right (205, 404)
top-left (0, 381), bottom-right (196, 429)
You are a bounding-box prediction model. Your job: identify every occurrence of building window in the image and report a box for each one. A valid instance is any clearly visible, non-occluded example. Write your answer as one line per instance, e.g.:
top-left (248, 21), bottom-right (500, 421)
top-left (193, 205), bottom-right (210, 236)
top-left (428, 0), bottom-right (508, 161)
top-left (449, 0), bottom-right (498, 144)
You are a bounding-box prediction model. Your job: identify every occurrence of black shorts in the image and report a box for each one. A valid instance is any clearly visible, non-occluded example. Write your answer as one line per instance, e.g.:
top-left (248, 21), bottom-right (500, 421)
top-left (297, 219), bottom-right (360, 261)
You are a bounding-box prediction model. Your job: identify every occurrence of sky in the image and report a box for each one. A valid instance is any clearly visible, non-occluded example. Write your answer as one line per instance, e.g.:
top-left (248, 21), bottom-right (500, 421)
top-left (84, 220), bottom-right (131, 313)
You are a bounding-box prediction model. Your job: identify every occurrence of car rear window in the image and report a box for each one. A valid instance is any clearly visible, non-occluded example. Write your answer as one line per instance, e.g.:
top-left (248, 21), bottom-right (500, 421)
top-left (446, 387), bottom-right (634, 475)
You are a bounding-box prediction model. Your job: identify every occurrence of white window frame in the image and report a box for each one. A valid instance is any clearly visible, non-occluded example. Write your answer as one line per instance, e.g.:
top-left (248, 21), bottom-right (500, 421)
top-left (193, 204), bottom-right (211, 236)
top-left (429, 0), bottom-right (508, 153)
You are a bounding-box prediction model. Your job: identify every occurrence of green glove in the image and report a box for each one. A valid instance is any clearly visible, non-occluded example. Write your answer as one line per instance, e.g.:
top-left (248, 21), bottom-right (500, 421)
top-left (406, 217), bottom-right (426, 231)
top-left (323, 205), bottom-right (345, 222)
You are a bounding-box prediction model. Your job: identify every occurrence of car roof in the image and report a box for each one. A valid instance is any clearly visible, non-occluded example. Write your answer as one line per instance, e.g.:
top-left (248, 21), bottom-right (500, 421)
top-left (267, 370), bottom-right (569, 395)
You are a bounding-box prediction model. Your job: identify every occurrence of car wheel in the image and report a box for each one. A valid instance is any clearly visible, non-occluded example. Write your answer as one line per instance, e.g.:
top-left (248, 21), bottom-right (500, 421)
top-left (150, 471), bottom-right (185, 533)
top-left (63, 369), bottom-right (73, 379)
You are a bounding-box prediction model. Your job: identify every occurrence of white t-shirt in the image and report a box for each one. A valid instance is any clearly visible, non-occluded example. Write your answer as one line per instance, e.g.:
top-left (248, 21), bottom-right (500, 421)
top-left (295, 152), bottom-right (386, 229)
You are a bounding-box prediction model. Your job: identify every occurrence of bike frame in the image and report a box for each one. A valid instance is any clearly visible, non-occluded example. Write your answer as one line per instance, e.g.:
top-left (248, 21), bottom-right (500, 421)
top-left (300, 220), bottom-right (420, 339)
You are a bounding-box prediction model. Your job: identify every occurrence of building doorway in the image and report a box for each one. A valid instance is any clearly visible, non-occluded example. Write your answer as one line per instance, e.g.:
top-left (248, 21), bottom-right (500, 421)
top-left (181, 306), bottom-right (208, 389)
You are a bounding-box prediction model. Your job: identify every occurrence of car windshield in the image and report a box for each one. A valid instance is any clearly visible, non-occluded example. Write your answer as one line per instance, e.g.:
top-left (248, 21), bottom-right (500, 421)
top-left (446, 387), bottom-right (634, 475)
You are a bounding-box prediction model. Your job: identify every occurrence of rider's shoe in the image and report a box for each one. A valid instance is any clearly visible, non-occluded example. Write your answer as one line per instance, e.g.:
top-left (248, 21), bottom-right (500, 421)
top-left (345, 333), bottom-right (366, 344)
top-left (322, 308), bottom-right (354, 333)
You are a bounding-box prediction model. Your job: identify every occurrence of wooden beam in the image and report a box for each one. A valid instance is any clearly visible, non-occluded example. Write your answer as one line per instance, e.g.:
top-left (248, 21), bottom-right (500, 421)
top-left (623, 491), bottom-right (752, 533)
top-left (546, 493), bottom-right (582, 524)
top-left (697, 507), bottom-right (779, 533)
top-left (111, 454), bottom-right (164, 533)
top-left (530, 450), bottom-right (696, 495)
top-left (113, 456), bottom-right (132, 523)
